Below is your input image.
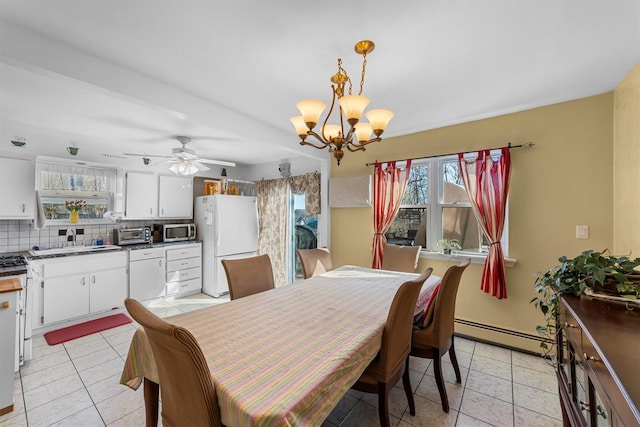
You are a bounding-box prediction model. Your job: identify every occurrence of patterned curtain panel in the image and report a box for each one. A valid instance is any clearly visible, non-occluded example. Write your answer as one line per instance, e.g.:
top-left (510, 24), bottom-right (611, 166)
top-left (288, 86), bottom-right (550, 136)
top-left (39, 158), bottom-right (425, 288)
top-left (371, 160), bottom-right (412, 269)
top-left (458, 147), bottom-right (511, 299)
top-left (256, 178), bottom-right (288, 286)
top-left (288, 172), bottom-right (321, 215)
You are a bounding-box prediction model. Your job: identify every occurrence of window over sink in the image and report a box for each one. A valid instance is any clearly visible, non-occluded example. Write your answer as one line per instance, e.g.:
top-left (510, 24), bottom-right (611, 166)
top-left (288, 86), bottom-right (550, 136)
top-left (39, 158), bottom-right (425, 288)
top-left (36, 159), bottom-right (117, 223)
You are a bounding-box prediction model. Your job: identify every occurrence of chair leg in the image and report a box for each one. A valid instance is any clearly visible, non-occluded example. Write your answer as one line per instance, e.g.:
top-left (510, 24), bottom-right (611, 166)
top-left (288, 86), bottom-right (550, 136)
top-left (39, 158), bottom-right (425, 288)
top-left (448, 339), bottom-right (462, 384)
top-left (402, 357), bottom-right (416, 416)
top-left (377, 382), bottom-right (391, 427)
top-left (432, 353), bottom-right (450, 413)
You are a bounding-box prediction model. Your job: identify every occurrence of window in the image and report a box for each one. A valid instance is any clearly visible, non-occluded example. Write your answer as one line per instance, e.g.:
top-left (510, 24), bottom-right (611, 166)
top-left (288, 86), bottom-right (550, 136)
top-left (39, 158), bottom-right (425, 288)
top-left (36, 160), bottom-right (117, 223)
top-left (387, 155), bottom-right (505, 255)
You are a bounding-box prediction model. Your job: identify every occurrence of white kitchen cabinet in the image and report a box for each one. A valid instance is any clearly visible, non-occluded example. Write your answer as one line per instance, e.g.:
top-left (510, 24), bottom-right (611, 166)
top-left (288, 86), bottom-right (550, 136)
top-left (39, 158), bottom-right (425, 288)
top-left (89, 268), bottom-right (128, 313)
top-left (129, 247), bottom-right (166, 301)
top-left (0, 279), bottom-right (21, 414)
top-left (43, 273), bottom-right (90, 324)
top-left (124, 172), bottom-right (158, 219)
top-left (0, 157), bottom-right (35, 219)
top-left (36, 251), bottom-right (127, 325)
top-left (166, 243), bottom-right (201, 296)
top-left (158, 175), bottom-right (193, 218)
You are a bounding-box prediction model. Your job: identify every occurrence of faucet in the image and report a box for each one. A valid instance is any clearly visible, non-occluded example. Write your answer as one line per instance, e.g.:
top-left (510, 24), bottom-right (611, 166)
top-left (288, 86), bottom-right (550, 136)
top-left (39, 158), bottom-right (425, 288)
top-left (66, 228), bottom-right (76, 246)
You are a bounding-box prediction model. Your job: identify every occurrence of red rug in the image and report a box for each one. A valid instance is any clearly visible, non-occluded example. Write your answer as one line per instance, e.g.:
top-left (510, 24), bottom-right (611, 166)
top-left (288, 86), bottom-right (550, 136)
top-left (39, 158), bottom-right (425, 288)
top-left (44, 313), bottom-right (132, 345)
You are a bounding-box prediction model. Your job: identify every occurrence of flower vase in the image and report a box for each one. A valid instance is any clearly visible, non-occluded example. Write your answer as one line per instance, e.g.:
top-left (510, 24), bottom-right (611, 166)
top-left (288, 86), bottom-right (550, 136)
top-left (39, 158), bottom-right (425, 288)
top-left (69, 210), bottom-right (79, 224)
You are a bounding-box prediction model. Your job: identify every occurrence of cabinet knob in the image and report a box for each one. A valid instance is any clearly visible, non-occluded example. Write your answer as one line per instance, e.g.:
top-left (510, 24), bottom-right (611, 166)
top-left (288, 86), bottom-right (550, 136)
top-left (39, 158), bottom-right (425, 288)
top-left (583, 352), bottom-right (601, 363)
top-left (21, 203), bottom-right (25, 212)
top-left (0, 301), bottom-right (9, 309)
top-left (579, 400), bottom-right (590, 411)
top-left (82, 277), bottom-right (86, 286)
top-left (564, 322), bottom-right (577, 328)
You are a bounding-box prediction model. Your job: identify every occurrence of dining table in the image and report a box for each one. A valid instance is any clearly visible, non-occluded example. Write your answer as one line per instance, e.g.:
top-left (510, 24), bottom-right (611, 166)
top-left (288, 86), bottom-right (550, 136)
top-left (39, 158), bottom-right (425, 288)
top-left (120, 265), bottom-right (441, 427)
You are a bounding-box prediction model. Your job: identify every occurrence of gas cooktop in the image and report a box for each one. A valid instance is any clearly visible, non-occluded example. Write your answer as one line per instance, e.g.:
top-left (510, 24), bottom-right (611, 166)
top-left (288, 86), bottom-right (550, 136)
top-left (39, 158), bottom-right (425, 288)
top-left (0, 255), bottom-right (28, 268)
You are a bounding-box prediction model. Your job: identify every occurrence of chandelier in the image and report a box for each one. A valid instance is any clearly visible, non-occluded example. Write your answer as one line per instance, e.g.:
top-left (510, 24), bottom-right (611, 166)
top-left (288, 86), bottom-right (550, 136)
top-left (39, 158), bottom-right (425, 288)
top-left (290, 40), bottom-right (394, 166)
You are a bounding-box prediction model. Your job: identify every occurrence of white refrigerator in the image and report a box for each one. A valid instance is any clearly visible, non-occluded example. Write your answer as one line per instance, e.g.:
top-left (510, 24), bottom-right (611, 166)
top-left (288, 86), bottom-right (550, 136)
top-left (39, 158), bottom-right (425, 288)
top-left (195, 195), bottom-right (259, 297)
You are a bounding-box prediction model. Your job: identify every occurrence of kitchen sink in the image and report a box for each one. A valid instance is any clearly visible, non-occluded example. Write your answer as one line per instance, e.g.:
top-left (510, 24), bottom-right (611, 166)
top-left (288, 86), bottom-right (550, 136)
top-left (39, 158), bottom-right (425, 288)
top-left (28, 245), bottom-right (123, 256)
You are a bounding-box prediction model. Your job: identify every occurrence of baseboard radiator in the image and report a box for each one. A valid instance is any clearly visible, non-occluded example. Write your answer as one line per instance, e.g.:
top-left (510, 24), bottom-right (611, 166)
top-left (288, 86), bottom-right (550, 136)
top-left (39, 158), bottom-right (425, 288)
top-left (454, 317), bottom-right (549, 355)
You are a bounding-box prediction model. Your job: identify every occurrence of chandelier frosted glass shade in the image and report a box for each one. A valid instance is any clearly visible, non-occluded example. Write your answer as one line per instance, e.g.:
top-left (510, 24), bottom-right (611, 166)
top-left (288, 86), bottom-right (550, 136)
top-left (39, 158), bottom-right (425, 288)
top-left (291, 40), bottom-right (393, 166)
top-left (169, 160), bottom-right (199, 175)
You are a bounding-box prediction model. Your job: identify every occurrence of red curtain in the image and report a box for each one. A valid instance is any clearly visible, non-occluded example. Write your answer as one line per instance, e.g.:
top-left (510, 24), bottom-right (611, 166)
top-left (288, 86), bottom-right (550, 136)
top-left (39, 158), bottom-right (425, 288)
top-left (372, 160), bottom-right (412, 269)
top-left (458, 148), bottom-right (511, 299)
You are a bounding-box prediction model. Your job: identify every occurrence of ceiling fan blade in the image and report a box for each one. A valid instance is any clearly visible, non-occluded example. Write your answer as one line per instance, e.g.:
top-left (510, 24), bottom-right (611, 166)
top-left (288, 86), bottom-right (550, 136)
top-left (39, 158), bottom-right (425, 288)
top-left (192, 161), bottom-right (210, 171)
top-left (123, 153), bottom-right (172, 159)
top-left (155, 159), bottom-right (176, 166)
top-left (196, 158), bottom-right (236, 167)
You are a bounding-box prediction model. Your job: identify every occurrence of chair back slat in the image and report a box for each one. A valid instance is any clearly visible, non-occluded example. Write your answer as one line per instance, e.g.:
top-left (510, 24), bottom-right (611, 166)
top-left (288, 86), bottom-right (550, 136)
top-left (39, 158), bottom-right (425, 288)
top-left (222, 254), bottom-right (275, 299)
top-left (124, 298), bottom-right (222, 427)
top-left (297, 247), bottom-right (333, 278)
top-left (381, 244), bottom-right (422, 273)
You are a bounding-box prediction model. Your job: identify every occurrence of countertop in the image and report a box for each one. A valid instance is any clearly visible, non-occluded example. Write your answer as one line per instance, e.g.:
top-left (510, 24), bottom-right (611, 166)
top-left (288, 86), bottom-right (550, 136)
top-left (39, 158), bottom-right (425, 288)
top-left (26, 240), bottom-right (201, 260)
top-left (0, 277), bottom-right (23, 294)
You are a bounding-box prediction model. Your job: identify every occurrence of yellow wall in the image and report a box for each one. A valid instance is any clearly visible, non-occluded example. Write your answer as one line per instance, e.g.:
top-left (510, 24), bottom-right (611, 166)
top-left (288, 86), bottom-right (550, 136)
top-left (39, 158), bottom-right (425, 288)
top-left (330, 93), bottom-right (614, 353)
top-left (613, 61), bottom-right (640, 255)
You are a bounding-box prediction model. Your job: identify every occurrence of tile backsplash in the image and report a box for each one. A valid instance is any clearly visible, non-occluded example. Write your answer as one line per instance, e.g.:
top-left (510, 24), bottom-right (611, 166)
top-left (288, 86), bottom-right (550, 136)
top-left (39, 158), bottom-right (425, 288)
top-left (0, 219), bottom-right (178, 254)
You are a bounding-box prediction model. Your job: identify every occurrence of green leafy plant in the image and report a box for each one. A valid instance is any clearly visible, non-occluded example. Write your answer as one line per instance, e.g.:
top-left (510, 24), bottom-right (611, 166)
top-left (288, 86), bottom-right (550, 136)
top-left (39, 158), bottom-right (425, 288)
top-left (436, 238), bottom-right (461, 254)
top-left (531, 249), bottom-right (640, 353)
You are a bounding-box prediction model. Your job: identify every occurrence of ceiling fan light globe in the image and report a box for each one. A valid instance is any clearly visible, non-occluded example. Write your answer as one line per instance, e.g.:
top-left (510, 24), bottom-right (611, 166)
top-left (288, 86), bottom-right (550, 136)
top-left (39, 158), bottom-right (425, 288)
top-left (169, 160), bottom-right (198, 176)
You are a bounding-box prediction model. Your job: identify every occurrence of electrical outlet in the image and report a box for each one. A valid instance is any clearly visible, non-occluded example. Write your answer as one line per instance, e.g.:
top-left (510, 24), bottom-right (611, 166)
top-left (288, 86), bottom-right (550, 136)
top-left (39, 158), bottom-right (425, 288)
top-left (576, 225), bottom-right (589, 239)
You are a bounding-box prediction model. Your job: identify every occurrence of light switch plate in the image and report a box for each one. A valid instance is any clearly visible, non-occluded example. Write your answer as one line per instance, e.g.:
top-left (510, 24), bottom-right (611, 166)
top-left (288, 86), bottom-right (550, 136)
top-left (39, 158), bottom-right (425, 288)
top-left (576, 225), bottom-right (589, 239)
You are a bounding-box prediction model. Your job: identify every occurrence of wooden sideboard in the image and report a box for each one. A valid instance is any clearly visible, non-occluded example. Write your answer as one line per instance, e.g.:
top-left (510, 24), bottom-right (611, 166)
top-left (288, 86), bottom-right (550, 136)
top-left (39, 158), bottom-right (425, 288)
top-left (557, 295), bottom-right (640, 426)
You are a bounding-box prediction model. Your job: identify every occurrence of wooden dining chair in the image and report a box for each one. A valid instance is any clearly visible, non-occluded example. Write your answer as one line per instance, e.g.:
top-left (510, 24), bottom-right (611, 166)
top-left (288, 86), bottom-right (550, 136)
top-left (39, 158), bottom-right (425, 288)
top-left (410, 258), bottom-right (471, 413)
top-left (124, 298), bottom-right (222, 427)
top-left (380, 243), bottom-right (422, 273)
top-left (296, 247), bottom-right (333, 278)
top-left (221, 254), bottom-right (275, 300)
top-left (351, 267), bottom-right (433, 427)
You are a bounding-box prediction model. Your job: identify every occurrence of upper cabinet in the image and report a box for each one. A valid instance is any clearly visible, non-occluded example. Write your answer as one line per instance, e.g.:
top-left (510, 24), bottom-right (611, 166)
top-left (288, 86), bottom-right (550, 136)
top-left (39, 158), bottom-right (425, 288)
top-left (124, 172), bottom-right (159, 219)
top-left (0, 157), bottom-right (35, 219)
top-left (158, 175), bottom-right (193, 218)
top-left (125, 172), bottom-right (193, 219)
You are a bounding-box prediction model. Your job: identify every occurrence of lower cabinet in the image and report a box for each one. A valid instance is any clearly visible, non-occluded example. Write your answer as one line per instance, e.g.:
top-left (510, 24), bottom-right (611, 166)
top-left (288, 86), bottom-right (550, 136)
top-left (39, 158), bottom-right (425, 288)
top-left (38, 252), bottom-right (127, 325)
top-left (557, 296), bottom-right (639, 427)
top-left (166, 243), bottom-right (202, 296)
top-left (128, 243), bottom-right (202, 303)
top-left (129, 247), bottom-right (166, 302)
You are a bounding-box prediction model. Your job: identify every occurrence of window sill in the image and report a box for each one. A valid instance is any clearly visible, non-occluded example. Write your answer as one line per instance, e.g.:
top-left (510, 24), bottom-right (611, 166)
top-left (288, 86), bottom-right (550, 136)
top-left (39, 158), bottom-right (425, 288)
top-left (419, 250), bottom-right (517, 268)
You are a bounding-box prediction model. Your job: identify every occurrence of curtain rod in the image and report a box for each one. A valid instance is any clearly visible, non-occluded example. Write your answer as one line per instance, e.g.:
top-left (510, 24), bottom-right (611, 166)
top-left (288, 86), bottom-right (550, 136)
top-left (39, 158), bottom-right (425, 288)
top-left (365, 142), bottom-right (535, 166)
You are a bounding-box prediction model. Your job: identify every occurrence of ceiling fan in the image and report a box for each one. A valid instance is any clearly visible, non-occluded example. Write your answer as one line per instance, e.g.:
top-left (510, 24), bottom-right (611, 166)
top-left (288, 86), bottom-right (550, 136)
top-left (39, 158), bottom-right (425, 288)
top-left (124, 136), bottom-right (236, 175)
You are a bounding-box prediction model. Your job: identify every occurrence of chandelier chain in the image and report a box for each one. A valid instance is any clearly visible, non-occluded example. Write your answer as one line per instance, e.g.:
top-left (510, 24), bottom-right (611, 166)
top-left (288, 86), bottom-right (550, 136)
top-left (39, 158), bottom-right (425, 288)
top-left (358, 54), bottom-right (368, 96)
top-left (337, 58), bottom-right (353, 96)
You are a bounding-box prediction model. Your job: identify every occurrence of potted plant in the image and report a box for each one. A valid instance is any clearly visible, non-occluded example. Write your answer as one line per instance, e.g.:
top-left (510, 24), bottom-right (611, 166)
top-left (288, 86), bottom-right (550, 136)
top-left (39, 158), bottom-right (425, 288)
top-left (531, 249), bottom-right (640, 353)
top-left (436, 238), bottom-right (461, 254)
top-left (65, 199), bottom-right (86, 224)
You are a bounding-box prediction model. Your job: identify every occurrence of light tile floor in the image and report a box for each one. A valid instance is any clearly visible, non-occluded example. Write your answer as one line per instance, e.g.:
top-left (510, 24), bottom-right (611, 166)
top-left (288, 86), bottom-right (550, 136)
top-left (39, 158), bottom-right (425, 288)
top-left (1, 293), bottom-right (562, 427)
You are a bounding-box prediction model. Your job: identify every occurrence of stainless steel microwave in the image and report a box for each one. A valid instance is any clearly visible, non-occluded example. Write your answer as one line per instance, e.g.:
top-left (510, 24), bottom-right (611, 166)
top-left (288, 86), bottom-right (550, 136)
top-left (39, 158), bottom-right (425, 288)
top-left (113, 227), bottom-right (151, 245)
top-left (153, 223), bottom-right (196, 242)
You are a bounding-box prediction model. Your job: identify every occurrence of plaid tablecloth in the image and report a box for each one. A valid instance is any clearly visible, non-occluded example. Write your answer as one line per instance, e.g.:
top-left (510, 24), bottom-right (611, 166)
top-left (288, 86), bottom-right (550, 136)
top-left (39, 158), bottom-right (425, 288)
top-left (120, 265), bottom-right (440, 427)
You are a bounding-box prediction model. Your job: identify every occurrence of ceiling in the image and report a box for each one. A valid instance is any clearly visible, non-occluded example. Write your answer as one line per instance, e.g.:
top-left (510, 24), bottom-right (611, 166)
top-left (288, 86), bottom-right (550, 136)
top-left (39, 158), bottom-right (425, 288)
top-left (0, 1), bottom-right (638, 173)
